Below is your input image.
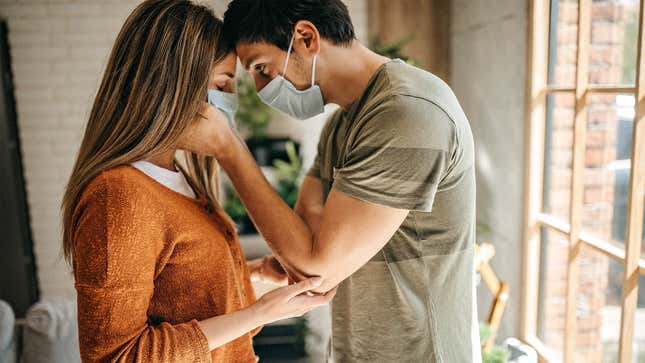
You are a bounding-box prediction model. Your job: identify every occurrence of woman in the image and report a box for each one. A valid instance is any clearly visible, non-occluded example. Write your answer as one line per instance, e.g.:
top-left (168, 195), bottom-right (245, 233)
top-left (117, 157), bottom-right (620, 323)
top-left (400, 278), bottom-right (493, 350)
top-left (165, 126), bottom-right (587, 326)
top-left (61, 1), bottom-right (335, 362)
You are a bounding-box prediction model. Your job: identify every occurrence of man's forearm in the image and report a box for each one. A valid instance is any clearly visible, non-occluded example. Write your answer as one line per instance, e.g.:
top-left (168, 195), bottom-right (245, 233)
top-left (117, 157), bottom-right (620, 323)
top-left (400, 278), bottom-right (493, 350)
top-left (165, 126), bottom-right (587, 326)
top-left (217, 138), bottom-right (318, 276)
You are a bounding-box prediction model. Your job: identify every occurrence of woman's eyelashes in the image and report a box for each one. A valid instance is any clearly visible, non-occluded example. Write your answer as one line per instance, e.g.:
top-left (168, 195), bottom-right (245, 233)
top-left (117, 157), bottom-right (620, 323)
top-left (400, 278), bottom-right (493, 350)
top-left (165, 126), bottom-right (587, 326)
top-left (212, 77), bottom-right (232, 92)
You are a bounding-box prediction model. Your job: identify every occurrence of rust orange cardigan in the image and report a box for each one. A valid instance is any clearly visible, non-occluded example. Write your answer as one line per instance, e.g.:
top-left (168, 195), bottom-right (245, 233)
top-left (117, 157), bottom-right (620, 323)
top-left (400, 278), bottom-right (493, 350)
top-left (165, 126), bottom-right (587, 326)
top-left (71, 165), bottom-right (261, 363)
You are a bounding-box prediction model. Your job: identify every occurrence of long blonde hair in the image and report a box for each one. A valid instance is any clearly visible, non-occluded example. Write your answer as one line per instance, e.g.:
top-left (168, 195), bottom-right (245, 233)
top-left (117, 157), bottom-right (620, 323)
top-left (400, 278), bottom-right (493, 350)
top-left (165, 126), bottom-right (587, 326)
top-left (61, 0), bottom-right (229, 267)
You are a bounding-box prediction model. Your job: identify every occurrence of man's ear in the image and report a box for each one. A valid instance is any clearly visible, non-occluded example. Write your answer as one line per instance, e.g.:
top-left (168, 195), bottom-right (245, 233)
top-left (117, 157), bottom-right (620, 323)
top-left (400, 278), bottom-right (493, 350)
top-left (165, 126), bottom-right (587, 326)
top-left (293, 20), bottom-right (320, 56)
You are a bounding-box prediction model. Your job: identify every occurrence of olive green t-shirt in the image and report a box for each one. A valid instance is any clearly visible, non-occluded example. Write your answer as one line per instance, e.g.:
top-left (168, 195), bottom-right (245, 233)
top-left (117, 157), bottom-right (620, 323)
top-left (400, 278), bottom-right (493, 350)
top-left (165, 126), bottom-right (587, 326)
top-left (308, 59), bottom-right (481, 363)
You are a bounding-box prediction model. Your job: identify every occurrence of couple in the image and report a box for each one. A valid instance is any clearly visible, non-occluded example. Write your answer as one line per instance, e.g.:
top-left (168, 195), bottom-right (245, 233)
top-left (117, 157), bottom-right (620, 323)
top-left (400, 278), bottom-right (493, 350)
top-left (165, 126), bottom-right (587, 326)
top-left (62, 0), bottom-right (480, 362)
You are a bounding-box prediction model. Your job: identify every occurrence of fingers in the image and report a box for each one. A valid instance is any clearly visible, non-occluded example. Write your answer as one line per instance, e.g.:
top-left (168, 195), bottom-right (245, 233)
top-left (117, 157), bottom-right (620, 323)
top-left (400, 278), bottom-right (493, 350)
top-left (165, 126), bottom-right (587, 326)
top-left (285, 276), bottom-right (323, 299)
top-left (196, 101), bottom-right (211, 119)
top-left (292, 285), bottom-right (338, 309)
top-left (198, 101), bottom-right (228, 123)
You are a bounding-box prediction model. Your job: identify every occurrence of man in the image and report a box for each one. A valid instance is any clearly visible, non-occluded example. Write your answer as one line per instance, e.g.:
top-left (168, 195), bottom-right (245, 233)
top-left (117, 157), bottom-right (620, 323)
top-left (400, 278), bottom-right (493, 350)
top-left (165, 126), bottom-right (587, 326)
top-left (215, 1), bottom-right (481, 362)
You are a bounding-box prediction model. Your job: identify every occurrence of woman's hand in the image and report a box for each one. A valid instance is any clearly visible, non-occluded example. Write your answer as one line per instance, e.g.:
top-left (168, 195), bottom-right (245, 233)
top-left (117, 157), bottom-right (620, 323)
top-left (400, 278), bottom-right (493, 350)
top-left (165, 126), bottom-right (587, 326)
top-left (198, 276), bottom-right (336, 351)
top-left (177, 101), bottom-right (239, 158)
top-left (250, 256), bottom-right (289, 285)
top-left (251, 277), bottom-right (337, 325)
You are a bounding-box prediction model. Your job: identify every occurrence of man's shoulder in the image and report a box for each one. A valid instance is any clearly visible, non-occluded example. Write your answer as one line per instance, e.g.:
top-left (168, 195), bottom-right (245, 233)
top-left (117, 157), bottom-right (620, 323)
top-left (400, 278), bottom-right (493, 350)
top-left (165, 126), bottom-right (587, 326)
top-left (376, 60), bottom-right (466, 124)
top-left (357, 92), bottom-right (456, 147)
top-left (383, 60), bottom-right (452, 99)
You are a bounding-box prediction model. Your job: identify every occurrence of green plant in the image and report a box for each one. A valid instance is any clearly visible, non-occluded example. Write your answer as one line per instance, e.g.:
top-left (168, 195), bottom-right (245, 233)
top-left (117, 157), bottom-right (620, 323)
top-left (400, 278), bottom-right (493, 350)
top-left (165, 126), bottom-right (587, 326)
top-left (370, 35), bottom-right (417, 65)
top-left (480, 322), bottom-right (511, 363)
top-left (272, 141), bottom-right (303, 208)
top-left (224, 142), bottom-right (303, 220)
top-left (482, 347), bottom-right (510, 363)
top-left (235, 74), bottom-right (273, 140)
top-left (223, 184), bottom-right (247, 220)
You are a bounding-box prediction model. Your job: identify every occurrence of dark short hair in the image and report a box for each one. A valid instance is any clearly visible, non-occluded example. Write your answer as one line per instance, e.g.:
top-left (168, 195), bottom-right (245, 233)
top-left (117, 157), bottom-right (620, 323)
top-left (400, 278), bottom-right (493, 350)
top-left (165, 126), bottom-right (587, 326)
top-left (223, 0), bottom-right (356, 51)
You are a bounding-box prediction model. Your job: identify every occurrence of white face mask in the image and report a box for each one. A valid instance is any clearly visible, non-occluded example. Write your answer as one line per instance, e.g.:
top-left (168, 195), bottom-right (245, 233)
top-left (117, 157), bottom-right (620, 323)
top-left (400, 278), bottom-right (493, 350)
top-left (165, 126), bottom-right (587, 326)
top-left (207, 89), bottom-right (238, 128)
top-left (257, 33), bottom-right (325, 120)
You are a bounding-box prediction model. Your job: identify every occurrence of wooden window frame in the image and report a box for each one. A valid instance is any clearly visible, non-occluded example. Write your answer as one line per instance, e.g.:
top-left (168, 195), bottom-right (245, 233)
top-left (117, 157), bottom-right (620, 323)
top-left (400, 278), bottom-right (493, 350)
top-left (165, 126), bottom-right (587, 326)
top-left (523, 1), bottom-right (645, 362)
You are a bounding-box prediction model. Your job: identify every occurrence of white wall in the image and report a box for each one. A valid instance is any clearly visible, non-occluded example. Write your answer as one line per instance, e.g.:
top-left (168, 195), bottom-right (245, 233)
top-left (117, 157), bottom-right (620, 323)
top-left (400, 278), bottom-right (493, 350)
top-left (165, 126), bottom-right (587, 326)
top-left (450, 0), bottom-right (528, 340)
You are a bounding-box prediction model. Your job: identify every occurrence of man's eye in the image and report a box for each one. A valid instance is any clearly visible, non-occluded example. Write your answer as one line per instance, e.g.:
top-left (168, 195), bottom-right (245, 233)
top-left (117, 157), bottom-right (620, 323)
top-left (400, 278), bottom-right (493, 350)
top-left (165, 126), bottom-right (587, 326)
top-left (255, 64), bottom-right (266, 75)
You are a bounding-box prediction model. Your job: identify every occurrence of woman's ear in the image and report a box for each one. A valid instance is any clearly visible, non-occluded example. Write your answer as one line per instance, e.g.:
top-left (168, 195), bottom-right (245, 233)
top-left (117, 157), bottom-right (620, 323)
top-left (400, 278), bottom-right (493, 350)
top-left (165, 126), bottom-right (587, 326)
top-left (293, 20), bottom-right (320, 56)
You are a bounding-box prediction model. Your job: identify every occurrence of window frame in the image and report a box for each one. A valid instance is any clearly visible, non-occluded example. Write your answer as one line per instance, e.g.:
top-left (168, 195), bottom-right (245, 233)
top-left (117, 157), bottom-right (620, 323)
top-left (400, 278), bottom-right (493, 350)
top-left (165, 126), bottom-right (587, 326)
top-left (523, 1), bottom-right (645, 363)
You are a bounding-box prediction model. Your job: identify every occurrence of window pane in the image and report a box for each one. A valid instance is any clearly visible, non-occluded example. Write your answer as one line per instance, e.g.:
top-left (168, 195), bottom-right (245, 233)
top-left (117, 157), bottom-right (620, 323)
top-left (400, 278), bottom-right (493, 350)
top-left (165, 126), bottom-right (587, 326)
top-left (544, 93), bottom-right (575, 222)
top-left (574, 247), bottom-right (623, 363)
top-left (548, 0), bottom-right (578, 87)
top-left (537, 227), bottom-right (569, 361)
top-left (582, 93), bottom-right (642, 248)
top-left (589, 0), bottom-right (639, 85)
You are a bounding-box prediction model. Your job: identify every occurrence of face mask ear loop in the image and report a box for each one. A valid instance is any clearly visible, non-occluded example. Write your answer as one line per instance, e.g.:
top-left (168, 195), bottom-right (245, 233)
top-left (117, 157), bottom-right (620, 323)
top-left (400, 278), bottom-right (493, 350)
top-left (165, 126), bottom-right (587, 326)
top-left (283, 33), bottom-right (296, 76)
top-left (311, 55), bottom-right (317, 87)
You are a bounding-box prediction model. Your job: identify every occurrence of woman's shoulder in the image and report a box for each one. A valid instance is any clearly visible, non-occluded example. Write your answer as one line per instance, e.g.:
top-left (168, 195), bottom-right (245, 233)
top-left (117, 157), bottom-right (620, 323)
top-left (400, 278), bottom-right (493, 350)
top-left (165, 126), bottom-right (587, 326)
top-left (78, 164), bottom-right (158, 210)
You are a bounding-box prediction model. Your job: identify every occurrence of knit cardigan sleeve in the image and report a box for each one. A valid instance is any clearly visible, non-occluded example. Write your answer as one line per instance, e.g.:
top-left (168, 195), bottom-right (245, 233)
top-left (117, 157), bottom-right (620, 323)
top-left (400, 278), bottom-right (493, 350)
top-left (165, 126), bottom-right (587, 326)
top-left (72, 175), bottom-right (212, 363)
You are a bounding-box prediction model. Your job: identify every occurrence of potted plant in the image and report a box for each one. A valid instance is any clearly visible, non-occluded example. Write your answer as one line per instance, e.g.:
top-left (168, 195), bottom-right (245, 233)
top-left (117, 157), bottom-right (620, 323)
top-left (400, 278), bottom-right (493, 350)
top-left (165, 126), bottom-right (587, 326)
top-left (480, 322), bottom-right (511, 363)
top-left (223, 142), bottom-right (304, 235)
top-left (272, 141), bottom-right (303, 208)
top-left (223, 184), bottom-right (256, 235)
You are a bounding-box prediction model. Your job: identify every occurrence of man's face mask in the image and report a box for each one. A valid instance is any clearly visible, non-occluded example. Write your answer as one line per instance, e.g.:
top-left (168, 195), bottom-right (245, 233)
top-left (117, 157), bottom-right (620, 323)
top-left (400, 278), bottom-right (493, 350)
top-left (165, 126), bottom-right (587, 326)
top-left (256, 33), bottom-right (325, 120)
top-left (207, 89), bottom-right (238, 128)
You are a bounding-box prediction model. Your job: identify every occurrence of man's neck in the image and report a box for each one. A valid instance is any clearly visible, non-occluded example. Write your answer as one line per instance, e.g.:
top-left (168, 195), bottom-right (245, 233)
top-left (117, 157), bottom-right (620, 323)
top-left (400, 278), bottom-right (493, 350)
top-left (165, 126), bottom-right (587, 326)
top-left (318, 41), bottom-right (391, 110)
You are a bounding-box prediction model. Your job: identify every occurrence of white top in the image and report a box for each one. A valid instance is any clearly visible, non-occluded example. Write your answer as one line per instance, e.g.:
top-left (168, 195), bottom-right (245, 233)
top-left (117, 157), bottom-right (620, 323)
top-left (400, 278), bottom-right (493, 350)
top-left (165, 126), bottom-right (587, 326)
top-left (131, 160), bottom-right (196, 199)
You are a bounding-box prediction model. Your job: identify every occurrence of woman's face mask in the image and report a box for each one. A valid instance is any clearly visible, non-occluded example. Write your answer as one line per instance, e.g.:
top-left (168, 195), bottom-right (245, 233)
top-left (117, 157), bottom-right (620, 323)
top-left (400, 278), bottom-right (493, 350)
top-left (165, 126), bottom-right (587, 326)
top-left (207, 89), bottom-right (238, 128)
top-left (256, 33), bottom-right (325, 120)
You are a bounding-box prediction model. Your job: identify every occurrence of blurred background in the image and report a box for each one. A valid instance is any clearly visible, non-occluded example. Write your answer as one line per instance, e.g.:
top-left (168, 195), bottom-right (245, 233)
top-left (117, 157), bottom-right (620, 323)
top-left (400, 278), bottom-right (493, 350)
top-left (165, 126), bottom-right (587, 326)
top-left (0, 0), bottom-right (643, 362)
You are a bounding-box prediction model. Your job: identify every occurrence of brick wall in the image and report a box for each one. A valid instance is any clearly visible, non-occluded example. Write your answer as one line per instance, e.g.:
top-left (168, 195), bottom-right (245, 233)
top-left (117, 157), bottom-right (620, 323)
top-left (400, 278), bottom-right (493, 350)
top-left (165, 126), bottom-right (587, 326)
top-left (0, 0), bottom-right (366, 300)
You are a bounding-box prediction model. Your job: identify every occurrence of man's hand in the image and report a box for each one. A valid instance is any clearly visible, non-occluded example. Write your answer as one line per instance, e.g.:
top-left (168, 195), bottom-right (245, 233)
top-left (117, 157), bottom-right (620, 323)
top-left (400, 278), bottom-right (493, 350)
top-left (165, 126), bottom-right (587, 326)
top-left (177, 101), bottom-right (239, 158)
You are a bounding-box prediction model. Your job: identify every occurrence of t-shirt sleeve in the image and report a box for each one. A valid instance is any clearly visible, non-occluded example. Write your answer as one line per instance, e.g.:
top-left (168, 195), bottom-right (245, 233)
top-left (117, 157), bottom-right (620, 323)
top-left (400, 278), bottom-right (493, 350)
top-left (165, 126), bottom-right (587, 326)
top-left (332, 96), bottom-right (455, 212)
top-left (72, 177), bottom-right (211, 363)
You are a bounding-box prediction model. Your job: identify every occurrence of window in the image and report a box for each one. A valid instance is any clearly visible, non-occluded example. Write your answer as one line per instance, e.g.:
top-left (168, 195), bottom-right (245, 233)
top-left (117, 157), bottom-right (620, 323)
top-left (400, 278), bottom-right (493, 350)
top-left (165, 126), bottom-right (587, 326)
top-left (524, 1), bottom-right (645, 363)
